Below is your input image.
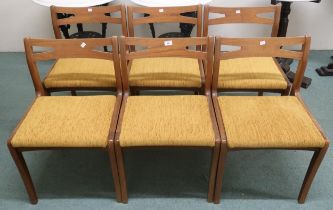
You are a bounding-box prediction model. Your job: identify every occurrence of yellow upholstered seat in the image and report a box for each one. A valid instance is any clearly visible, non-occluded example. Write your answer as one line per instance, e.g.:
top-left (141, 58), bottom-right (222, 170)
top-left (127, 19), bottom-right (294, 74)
top-left (11, 96), bottom-right (116, 148)
top-left (44, 58), bottom-right (116, 89)
top-left (119, 95), bottom-right (215, 147)
top-left (218, 96), bottom-right (326, 149)
top-left (218, 57), bottom-right (288, 90)
top-left (129, 57), bottom-right (202, 88)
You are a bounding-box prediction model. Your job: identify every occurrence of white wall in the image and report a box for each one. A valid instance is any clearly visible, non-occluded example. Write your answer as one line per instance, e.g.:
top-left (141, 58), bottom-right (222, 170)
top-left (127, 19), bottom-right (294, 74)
top-left (0, 0), bottom-right (332, 52)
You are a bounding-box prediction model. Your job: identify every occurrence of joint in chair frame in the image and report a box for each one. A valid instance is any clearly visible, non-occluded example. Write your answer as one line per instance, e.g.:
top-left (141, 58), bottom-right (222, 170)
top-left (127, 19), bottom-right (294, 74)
top-left (203, 5), bottom-right (291, 95)
top-left (212, 36), bottom-right (330, 204)
top-left (113, 36), bottom-right (222, 203)
top-left (8, 37), bottom-right (123, 204)
top-left (48, 5), bottom-right (127, 95)
top-left (125, 5), bottom-right (205, 94)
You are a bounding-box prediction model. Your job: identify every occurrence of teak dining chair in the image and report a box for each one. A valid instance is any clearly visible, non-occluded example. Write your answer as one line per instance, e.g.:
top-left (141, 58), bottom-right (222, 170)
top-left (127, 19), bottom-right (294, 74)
top-left (8, 37), bottom-right (123, 204)
top-left (203, 5), bottom-right (291, 95)
top-left (212, 36), bottom-right (329, 204)
top-left (115, 36), bottom-right (221, 203)
top-left (48, 5), bottom-right (126, 95)
top-left (126, 5), bottom-right (205, 94)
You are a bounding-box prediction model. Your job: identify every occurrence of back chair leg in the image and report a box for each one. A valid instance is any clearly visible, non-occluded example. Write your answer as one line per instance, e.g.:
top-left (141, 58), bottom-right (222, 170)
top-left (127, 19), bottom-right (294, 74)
top-left (71, 90), bottom-right (77, 96)
top-left (107, 142), bottom-right (122, 202)
top-left (214, 143), bottom-right (228, 204)
top-left (298, 144), bottom-right (329, 204)
top-left (258, 91), bottom-right (264, 96)
top-left (115, 142), bottom-right (128, 203)
top-left (207, 144), bottom-right (220, 202)
top-left (7, 142), bottom-right (38, 204)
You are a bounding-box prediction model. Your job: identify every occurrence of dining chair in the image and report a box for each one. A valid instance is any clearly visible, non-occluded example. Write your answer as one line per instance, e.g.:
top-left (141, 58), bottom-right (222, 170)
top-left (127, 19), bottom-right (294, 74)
top-left (212, 36), bottom-right (329, 204)
top-left (7, 37), bottom-right (123, 204)
top-left (114, 36), bottom-right (221, 203)
top-left (49, 5), bottom-right (126, 95)
top-left (204, 5), bottom-right (291, 95)
top-left (126, 5), bottom-right (204, 94)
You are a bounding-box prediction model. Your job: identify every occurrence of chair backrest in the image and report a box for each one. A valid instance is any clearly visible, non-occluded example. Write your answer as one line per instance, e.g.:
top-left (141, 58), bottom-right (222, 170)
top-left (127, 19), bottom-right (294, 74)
top-left (50, 5), bottom-right (127, 39)
top-left (127, 5), bottom-right (202, 37)
top-left (212, 36), bottom-right (311, 95)
top-left (24, 37), bottom-right (122, 96)
top-left (203, 5), bottom-right (281, 37)
top-left (119, 36), bottom-right (214, 95)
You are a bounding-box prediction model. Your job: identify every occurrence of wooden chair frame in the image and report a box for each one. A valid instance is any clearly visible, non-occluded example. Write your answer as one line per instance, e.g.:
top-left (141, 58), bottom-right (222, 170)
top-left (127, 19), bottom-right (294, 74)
top-left (8, 37), bottom-right (123, 204)
top-left (24, 36), bottom-right (122, 95)
top-left (203, 5), bottom-right (290, 95)
top-left (113, 36), bottom-right (222, 203)
top-left (203, 5), bottom-right (281, 37)
top-left (127, 5), bottom-right (202, 38)
top-left (212, 36), bottom-right (330, 204)
top-left (51, 4), bottom-right (127, 39)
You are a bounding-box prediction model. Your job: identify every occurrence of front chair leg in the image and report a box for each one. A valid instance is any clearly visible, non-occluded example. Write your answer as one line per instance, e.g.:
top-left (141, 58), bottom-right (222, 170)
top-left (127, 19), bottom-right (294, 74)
top-left (298, 144), bottom-right (329, 204)
top-left (7, 142), bottom-right (38, 204)
top-left (107, 142), bottom-right (122, 202)
top-left (214, 142), bottom-right (228, 204)
top-left (115, 142), bottom-right (128, 203)
top-left (207, 144), bottom-right (220, 202)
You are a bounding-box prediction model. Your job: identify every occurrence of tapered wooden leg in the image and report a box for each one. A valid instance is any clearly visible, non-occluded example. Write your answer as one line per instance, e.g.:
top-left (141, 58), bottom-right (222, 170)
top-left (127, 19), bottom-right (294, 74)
top-left (207, 143), bottom-right (220, 202)
top-left (258, 91), bottom-right (264, 96)
top-left (107, 142), bottom-right (122, 202)
top-left (115, 142), bottom-right (128, 203)
top-left (298, 144), bottom-right (329, 204)
top-left (214, 142), bottom-right (228, 204)
top-left (71, 90), bottom-right (77, 96)
top-left (7, 142), bottom-right (38, 204)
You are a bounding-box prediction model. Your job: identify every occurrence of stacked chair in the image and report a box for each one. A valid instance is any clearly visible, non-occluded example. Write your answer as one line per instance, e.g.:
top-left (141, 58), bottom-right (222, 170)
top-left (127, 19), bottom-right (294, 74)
top-left (47, 5), bottom-right (126, 95)
top-left (204, 5), bottom-right (290, 95)
top-left (7, 3), bottom-right (329, 205)
top-left (127, 6), bottom-right (204, 94)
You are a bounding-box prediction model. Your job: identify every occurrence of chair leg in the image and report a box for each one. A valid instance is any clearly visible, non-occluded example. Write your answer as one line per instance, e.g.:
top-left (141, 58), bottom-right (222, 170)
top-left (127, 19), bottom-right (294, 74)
top-left (298, 144), bottom-right (329, 204)
top-left (71, 90), bottom-right (77, 96)
top-left (107, 142), bottom-right (122, 203)
top-left (258, 91), bottom-right (264, 96)
top-left (214, 142), bottom-right (228, 204)
top-left (207, 144), bottom-right (220, 202)
top-left (7, 142), bottom-right (38, 204)
top-left (115, 142), bottom-right (128, 203)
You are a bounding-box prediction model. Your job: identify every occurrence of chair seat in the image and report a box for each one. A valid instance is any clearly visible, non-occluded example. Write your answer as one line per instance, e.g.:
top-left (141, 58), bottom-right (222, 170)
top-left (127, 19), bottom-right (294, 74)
top-left (218, 57), bottom-right (288, 90)
top-left (11, 96), bottom-right (116, 148)
top-left (44, 58), bottom-right (116, 89)
top-left (218, 96), bottom-right (326, 149)
top-left (129, 57), bottom-right (202, 88)
top-left (119, 95), bottom-right (215, 147)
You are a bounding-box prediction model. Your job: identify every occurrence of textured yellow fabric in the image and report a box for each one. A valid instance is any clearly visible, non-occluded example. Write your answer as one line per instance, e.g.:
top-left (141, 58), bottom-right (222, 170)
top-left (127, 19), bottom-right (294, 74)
top-left (129, 57), bottom-right (202, 88)
top-left (218, 96), bottom-right (326, 149)
top-left (218, 57), bottom-right (288, 90)
top-left (119, 96), bottom-right (215, 147)
top-left (44, 58), bottom-right (116, 88)
top-left (11, 96), bottom-right (116, 148)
